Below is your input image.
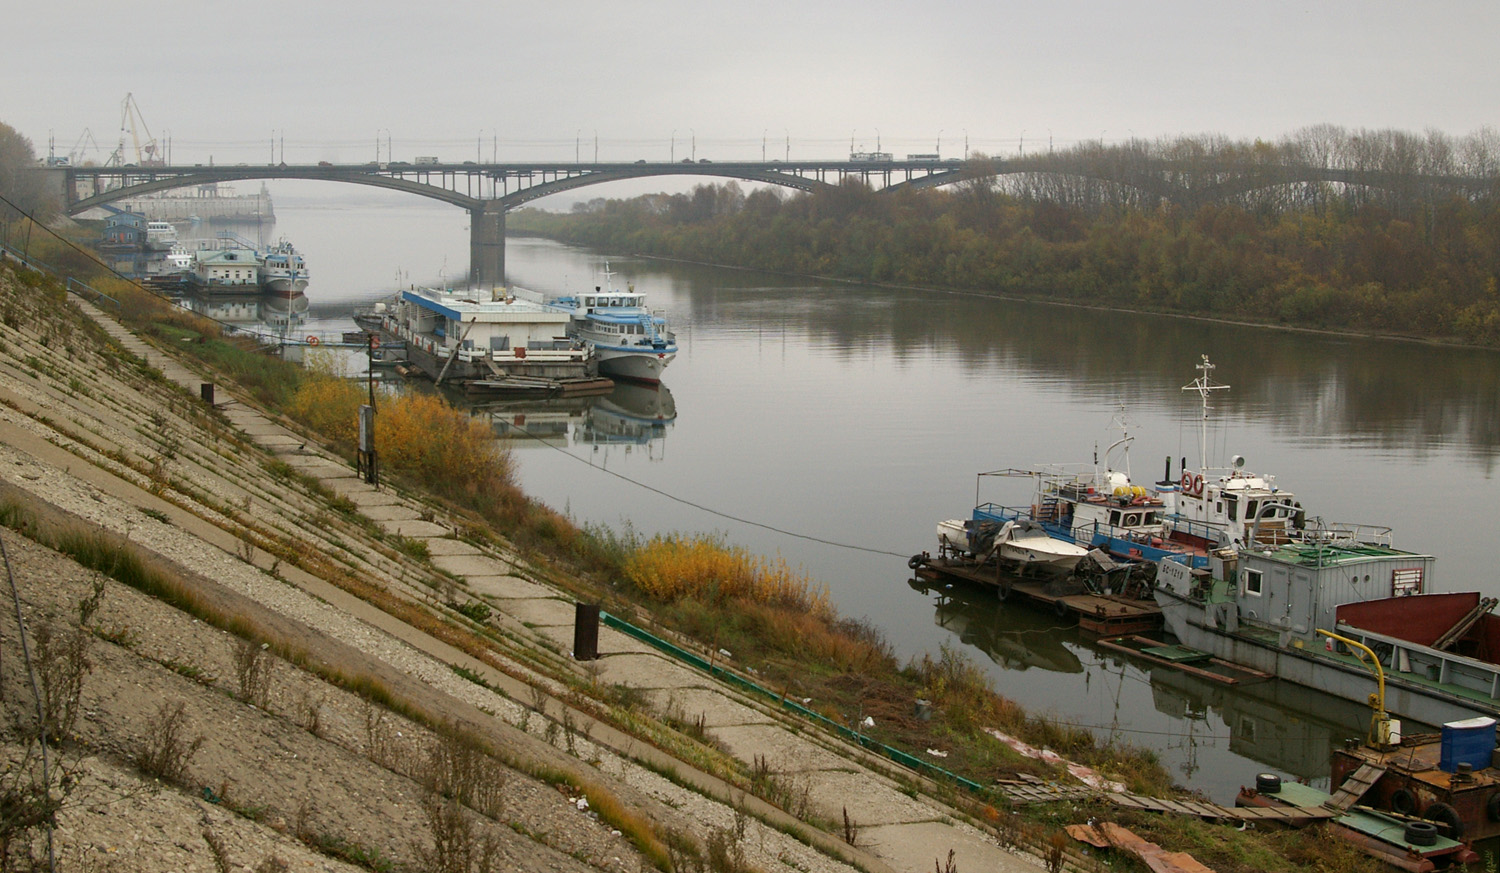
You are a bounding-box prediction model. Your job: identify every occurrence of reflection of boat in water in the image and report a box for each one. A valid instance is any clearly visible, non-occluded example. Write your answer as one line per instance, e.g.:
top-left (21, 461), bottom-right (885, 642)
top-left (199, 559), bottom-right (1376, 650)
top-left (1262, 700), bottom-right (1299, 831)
top-left (581, 382), bottom-right (676, 447)
top-left (176, 291), bottom-right (263, 324)
top-left (471, 381), bottom-right (676, 453)
top-left (260, 291), bottom-right (309, 331)
top-left (1146, 663), bottom-right (1386, 784)
top-left (909, 576), bottom-right (1083, 673)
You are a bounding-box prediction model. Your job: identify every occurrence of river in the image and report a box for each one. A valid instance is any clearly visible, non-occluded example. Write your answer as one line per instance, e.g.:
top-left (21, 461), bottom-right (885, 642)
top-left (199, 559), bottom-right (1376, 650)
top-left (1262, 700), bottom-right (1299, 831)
top-left (222, 185), bottom-right (1500, 802)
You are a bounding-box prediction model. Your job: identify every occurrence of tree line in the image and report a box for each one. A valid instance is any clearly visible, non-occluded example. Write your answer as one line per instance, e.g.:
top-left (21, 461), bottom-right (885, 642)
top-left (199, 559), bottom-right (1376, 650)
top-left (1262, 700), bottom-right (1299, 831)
top-left (511, 128), bottom-right (1500, 347)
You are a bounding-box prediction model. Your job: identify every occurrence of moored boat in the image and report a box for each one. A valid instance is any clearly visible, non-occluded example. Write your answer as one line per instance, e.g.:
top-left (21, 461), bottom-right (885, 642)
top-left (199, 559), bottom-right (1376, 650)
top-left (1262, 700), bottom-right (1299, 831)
top-left (145, 220), bottom-right (178, 251)
top-left (377, 285), bottom-right (608, 396)
top-left (1151, 357), bottom-right (1500, 726)
top-left (936, 518), bottom-right (1090, 576)
top-left (551, 264), bottom-right (676, 383)
top-left (259, 238), bottom-right (309, 296)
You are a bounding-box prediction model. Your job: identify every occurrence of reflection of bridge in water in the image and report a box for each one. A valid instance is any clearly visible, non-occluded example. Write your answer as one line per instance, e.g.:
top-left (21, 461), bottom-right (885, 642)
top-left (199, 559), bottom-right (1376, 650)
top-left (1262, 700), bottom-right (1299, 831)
top-left (54, 155), bottom-right (1492, 288)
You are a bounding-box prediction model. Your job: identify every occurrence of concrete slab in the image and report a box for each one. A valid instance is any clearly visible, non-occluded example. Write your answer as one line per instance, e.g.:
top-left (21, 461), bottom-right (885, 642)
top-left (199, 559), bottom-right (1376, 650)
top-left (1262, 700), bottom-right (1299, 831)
top-left (467, 575), bottom-right (557, 600)
top-left (422, 538), bottom-right (481, 557)
top-left (279, 456), bottom-right (355, 478)
top-left (499, 597), bottom-right (575, 627)
top-left (647, 687), bottom-right (777, 728)
top-left (592, 651), bottom-right (710, 690)
top-left (381, 519), bottom-right (450, 537)
top-left (337, 486), bottom-right (402, 506)
top-left (361, 504), bottom-right (422, 522)
top-left (860, 820), bottom-right (1036, 873)
top-left (433, 553), bottom-right (511, 578)
top-left (711, 723), bottom-right (851, 773)
top-left (802, 769), bottom-right (938, 827)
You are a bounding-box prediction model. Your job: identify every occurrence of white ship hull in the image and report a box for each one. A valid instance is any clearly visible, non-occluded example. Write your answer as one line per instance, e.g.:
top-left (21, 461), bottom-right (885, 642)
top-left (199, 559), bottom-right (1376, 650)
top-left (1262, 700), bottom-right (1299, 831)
top-left (596, 349), bottom-right (675, 383)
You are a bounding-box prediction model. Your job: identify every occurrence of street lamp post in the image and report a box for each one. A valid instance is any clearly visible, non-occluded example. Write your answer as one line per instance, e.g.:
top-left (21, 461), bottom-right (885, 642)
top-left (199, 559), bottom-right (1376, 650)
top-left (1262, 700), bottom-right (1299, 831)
top-left (690, 129), bottom-right (695, 161)
top-left (762, 129), bottom-right (767, 162)
top-left (937, 129), bottom-right (943, 157)
top-left (784, 129), bottom-right (789, 161)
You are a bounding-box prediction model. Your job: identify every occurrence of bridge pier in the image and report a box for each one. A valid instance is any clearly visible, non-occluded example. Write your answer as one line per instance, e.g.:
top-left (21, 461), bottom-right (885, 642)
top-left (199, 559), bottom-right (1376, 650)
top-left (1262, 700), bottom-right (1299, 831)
top-left (469, 202), bottom-right (506, 288)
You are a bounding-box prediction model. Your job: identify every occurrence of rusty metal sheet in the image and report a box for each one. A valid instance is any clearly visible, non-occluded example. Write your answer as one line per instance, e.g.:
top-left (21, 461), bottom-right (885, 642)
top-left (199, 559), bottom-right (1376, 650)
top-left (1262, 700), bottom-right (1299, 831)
top-left (1066, 822), bottom-right (1217, 873)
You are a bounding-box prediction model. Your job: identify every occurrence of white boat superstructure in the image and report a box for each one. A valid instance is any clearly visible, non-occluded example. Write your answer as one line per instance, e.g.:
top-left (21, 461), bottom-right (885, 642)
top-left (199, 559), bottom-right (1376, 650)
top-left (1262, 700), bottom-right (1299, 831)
top-left (553, 264), bottom-right (676, 383)
top-left (145, 220), bottom-right (178, 251)
top-left (259, 238), bottom-right (310, 296)
top-left (1158, 356), bottom-right (1304, 551)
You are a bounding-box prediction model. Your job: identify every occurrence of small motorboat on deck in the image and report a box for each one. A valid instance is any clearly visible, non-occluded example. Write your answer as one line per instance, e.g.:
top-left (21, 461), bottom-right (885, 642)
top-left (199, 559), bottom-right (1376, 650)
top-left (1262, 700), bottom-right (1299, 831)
top-left (937, 518), bottom-right (1090, 576)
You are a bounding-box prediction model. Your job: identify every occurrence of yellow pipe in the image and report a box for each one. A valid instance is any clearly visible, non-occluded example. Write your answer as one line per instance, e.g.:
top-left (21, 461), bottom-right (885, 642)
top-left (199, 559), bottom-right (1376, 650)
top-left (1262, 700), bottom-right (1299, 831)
top-left (1318, 628), bottom-right (1390, 745)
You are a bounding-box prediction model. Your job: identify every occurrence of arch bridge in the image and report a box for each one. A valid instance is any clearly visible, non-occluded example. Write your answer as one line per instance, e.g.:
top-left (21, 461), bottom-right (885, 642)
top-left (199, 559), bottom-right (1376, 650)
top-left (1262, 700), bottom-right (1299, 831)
top-left (60, 158), bottom-right (1492, 286)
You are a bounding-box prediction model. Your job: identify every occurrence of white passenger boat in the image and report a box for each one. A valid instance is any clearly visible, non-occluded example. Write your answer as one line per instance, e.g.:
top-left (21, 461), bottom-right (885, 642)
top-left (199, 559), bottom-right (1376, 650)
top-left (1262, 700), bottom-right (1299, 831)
top-left (259, 238), bottom-right (309, 296)
top-left (552, 264), bottom-right (676, 383)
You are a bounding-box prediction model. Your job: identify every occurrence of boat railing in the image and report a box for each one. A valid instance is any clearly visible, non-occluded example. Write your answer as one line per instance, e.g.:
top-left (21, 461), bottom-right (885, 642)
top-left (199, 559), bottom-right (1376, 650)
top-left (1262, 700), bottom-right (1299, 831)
top-left (1296, 521), bottom-right (1395, 548)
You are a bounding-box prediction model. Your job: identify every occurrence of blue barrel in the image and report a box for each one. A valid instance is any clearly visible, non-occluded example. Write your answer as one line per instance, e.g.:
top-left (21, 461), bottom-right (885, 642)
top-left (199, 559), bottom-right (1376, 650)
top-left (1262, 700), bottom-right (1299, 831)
top-left (1439, 716), bottom-right (1497, 773)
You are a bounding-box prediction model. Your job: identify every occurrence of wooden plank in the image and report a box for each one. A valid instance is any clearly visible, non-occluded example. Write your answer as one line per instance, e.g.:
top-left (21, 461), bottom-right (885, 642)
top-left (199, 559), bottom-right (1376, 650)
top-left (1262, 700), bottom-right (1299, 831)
top-left (1325, 763), bottom-right (1386, 811)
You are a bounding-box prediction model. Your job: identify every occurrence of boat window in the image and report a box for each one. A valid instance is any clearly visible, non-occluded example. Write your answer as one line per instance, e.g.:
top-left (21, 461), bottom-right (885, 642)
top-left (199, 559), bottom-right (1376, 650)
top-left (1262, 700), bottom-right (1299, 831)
top-left (1109, 510), bottom-right (1120, 525)
top-left (1226, 494), bottom-right (1237, 522)
top-left (1244, 568), bottom-right (1263, 596)
top-left (1247, 500), bottom-right (1259, 521)
top-left (1124, 513), bottom-right (1139, 526)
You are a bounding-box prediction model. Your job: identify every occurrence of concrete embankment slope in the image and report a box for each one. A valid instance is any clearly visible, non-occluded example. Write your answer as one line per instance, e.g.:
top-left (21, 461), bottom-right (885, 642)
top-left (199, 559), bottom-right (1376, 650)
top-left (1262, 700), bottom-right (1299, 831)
top-left (0, 266), bottom-right (1047, 872)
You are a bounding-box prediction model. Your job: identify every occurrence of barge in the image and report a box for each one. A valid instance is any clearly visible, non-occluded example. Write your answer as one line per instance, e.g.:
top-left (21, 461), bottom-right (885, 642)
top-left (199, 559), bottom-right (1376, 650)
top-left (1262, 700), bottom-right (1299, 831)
top-left (376, 287), bottom-right (612, 397)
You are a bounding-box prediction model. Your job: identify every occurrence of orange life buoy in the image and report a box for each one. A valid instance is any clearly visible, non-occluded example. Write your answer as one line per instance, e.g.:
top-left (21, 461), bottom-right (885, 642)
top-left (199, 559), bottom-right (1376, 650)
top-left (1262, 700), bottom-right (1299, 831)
top-left (1180, 471), bottom-right (1193, 491)
top-left (306, 335), bottom-right (320, 346)
top-left (1190, 473), bottom-right (1205, 497)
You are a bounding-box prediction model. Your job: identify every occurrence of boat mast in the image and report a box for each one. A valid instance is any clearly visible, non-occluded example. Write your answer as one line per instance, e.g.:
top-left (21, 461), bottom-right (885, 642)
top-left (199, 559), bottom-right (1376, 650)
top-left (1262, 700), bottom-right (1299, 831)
top-left (1183, 355), bottom-right (1229, 477)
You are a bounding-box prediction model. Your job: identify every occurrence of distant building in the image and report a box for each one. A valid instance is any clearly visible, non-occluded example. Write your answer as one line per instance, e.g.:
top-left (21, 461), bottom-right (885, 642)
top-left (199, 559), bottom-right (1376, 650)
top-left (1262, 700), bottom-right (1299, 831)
top-left (101, 211), bottom-right (146, 248)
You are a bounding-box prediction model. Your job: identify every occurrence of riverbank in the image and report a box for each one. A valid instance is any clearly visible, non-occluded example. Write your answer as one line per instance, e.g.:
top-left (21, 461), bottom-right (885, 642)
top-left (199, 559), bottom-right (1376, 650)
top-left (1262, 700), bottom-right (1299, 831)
top-left (0, 236), bottom-right (1390, 872)
top-left (0, 253), bottom-right (1054, 872)
top-left (513, 230), bottom-right (1497, 354)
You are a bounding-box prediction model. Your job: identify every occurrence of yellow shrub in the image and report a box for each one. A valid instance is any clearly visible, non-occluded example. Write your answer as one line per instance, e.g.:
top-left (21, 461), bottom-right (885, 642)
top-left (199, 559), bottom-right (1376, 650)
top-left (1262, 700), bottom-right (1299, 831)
top-left (377, 392), bottom-right (512, 494)
top-left (287, 373), bottom-right (365, 447)
top-left (624, 534), bottom-right (830, 617)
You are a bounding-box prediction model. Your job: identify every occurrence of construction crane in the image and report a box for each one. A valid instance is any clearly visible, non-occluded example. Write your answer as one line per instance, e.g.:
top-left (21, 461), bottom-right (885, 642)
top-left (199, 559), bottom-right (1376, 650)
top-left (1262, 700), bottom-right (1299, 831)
top-left (67, 128), bottom-right (105, 166)
top-left (108, 93), bottom-right (162, 166)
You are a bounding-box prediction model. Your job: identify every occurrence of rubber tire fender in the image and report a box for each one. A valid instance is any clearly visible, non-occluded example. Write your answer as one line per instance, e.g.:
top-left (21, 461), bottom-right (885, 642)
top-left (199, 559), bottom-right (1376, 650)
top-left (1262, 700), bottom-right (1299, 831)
top-left (1424, 801), bottom-right (1464, 840)
top-left (1487, 791), bottom-right (1500, 823)
top-left (908, 554), bottom-right (925, 571)
top-left (996, 583), bottom-right (1011, 602)
top-left (1389, 788), bottom-right (1417, 816)
top-left (1053, 598), bottom-right (1069, 619)
top-left (1404, 821), bottom-right (1438, 847)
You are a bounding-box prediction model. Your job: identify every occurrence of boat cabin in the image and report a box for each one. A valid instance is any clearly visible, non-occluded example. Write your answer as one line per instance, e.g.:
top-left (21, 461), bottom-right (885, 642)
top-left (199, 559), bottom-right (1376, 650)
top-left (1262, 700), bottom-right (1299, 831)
top-left (395, 288), bottom-right (575, 358)
top-left (1158, 537), bottom-right (1436, 643)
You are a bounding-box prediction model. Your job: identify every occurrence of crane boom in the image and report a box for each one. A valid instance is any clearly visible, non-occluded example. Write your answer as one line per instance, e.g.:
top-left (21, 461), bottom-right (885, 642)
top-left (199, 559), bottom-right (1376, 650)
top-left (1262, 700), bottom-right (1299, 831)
top-left (114, 93), bottom-right (161, 166)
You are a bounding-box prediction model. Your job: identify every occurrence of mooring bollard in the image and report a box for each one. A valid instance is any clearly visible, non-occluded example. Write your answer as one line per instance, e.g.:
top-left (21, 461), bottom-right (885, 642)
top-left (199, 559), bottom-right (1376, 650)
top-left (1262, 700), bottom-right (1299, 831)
top-left (573, 602), bottom-right (600, 661)
top-left (200, 382), bottom-right (215, 405)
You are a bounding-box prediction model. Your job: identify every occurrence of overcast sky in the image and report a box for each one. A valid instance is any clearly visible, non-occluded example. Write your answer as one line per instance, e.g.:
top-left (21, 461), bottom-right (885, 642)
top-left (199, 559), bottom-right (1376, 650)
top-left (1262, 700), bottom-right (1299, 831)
top-left (8, 0), bottom-right (1497, 167)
